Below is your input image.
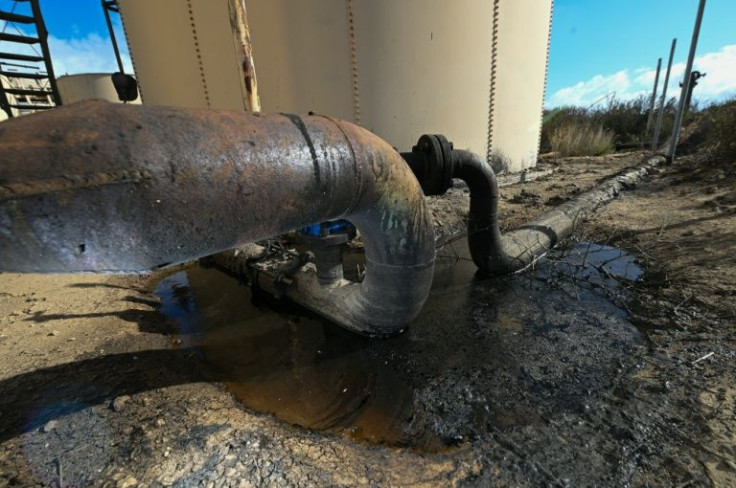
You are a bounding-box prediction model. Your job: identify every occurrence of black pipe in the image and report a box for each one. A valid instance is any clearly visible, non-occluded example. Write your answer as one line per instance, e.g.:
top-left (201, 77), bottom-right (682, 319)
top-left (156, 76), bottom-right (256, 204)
top-left (0, 101), bottom-right (435, 336)
top-left (453, 149), bottom-right (519, 274)
top-left (454, 150), bottom-right (669, 275)
top-left (402, 136), bottom-right (666, 276)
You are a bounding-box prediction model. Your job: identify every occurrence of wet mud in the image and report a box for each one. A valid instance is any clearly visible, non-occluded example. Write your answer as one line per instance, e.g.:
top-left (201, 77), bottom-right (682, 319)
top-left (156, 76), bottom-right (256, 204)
top-left (1, 151), bottom-right (733, 486)
top-left (155, 241), bottom-right (646, 453)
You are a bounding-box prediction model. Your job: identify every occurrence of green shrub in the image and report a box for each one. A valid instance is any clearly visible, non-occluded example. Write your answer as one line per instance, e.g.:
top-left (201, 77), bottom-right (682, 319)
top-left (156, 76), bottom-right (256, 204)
top-left (549, 122), bottom-right (615, 157)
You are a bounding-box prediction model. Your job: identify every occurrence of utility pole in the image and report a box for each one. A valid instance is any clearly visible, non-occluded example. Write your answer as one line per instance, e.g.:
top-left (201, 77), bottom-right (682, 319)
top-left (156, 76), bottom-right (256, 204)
top-left (645, 58), bottom-right (662, 138)
top-left (669, 0), bottom-right (706, 161)
top-left (652, 39), bottom-right (676, 150)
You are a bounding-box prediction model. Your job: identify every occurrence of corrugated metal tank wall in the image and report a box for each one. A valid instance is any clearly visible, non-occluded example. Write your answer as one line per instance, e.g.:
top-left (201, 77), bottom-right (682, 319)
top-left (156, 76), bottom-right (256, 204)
top-left (118, 0), bottom-right (553, 172)
top-left (117, 0), bottom-right (247, 110)
top-left (349, 0), bottom-right (494, 161)
top-left (245, 0), bottom-right (354, 120)
top-left (493, 0), bottom-right (554, 171)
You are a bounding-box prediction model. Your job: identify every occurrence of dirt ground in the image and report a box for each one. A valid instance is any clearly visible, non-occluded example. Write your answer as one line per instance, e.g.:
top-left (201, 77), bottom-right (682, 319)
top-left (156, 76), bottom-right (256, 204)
top-left (0, 149), bottom-right (734, 487)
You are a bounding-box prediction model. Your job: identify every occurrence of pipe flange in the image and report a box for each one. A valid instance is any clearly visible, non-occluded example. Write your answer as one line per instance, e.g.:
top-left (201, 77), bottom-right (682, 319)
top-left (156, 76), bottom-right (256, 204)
top-left (405, 134), bottom-right (455, 196)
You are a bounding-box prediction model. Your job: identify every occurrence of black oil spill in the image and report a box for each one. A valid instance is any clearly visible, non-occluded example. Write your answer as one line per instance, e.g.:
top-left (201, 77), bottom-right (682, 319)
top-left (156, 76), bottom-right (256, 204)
top-left (154, 241), bottom-right (645, 452)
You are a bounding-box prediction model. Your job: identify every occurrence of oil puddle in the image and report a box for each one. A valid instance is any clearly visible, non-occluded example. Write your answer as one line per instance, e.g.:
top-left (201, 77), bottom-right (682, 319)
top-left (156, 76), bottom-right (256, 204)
top-left (154, 241), bottom-right (646, 452)
top-left (538, 242), bottom-right (643, 286)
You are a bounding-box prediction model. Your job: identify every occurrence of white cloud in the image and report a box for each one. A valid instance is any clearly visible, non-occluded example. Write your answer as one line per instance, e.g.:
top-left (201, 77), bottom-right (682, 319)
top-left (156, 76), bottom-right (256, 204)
top-left (548, 44), bottom-right (736, 108)
top-left (0, 23), bottom-right (133, 77)
top-left (48, 32), bottom-right (134, 76)
top-left (549, 70), bottom-right (632, 107)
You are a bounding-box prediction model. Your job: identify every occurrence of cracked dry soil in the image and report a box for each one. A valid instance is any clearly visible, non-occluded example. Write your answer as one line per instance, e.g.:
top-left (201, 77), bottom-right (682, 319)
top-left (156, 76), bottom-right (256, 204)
top-left (0, 150), bottom-right (734, 487)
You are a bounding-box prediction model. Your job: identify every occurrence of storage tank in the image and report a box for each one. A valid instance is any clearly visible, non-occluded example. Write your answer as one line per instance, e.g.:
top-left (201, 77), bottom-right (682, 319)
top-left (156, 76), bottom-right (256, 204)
top-left (56, 73), bottom-right (141, 104)
top-left (117, 0), bottom-right (248, 111)
top-left (117, 0), bottom-right (553, 172)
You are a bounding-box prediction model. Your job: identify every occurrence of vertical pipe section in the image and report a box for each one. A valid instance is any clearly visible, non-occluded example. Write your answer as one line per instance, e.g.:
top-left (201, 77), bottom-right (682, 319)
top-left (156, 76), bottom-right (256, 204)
top-left (669, 0), bottom-right (706, 161)
top-left (652, 38), bottom-right (676, 150)
top-left (645, 58), bottom-right (662, 138)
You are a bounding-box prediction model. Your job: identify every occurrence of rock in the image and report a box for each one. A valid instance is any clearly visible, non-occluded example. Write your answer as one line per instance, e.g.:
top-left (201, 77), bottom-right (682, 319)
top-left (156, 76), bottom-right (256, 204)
top-left (112, 395), bottom-right (131, 412)
top-left (118, 475), bottom-right (138, 488)
top-left (42, 420), bottom-right (58, 433)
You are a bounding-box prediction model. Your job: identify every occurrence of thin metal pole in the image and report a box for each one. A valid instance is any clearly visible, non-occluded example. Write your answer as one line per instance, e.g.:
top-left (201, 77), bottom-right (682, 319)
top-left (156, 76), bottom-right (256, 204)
top-left (645, 58), bottom-right (662, 137)
top-left (669, 0), bottom-right (706, 161)
top-left (652, 38), bottom-right (676, 150)
top-left (101, 0), bottom-right (125, 74)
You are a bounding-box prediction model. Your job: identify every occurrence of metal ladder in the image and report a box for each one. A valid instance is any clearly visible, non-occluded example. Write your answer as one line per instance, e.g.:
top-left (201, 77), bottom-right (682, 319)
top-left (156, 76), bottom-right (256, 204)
top-left (0, 0), bottom-right (61, 118)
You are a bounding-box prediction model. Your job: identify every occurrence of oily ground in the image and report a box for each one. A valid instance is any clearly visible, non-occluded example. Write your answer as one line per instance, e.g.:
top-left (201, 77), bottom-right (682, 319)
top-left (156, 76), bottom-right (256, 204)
top-left (0, 149), bottom-right (734, 487)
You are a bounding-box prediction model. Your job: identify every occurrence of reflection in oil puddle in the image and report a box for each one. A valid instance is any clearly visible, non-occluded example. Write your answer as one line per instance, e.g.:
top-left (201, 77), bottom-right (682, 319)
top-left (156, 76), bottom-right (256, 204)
top-left (154, 242), bottom-right (645, 452)
top-left (155, 265), bottom-right (414, 447)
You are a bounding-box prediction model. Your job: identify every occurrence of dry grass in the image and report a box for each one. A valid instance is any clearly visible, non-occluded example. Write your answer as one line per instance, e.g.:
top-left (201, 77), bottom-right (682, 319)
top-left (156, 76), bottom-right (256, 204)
top-left (549, 123), bottom-right (615, 157)
top-left (704, 98), bottom-right (736, 161)
top-left (540, 95), bottom-right (685, 155)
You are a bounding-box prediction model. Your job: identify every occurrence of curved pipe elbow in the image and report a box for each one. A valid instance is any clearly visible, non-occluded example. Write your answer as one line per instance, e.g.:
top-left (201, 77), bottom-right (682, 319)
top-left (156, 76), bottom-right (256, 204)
top-left (454, 150), bottom-right (562, 275)
top-left (0, 101), bottom-right (434, 335)
top-left (453, 149), bottom-right (658, 276)
top-left (298, 120), bottom-right (436, 335)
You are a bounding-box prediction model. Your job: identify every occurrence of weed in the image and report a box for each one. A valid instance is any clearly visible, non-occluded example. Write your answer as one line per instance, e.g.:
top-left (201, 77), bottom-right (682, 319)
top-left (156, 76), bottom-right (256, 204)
top-left (541, 95), bottom-right (684, 155)
top-left (703, 97), bottom-right (736, 161)
top-left (548, 123), bottom-right (615, 157)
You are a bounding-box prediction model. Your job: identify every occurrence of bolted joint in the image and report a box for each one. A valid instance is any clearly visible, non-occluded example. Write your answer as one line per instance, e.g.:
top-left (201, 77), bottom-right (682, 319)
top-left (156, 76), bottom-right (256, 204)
top-left (400, 134), bottom-right (456, 196)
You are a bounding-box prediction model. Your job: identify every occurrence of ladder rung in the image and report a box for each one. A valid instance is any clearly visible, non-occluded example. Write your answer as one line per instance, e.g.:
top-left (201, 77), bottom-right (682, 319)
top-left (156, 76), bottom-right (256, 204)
top-left (9, 103), bottom-right (54, 110)
top-left (0, 52), bottom-right (44, 62)
top-left (0, 70), bottom-right (48, 80)
top-left (0, 32), bottom-right (39, 44)
top-left (4, 87), bottom-right (51, 96)
top-left (0, 10), bottom-right (35, 24)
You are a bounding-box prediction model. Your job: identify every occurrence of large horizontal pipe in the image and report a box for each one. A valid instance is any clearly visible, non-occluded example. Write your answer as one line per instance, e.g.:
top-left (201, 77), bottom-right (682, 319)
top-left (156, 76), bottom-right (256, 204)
top-left (0, 101), bottom-right (435, 335)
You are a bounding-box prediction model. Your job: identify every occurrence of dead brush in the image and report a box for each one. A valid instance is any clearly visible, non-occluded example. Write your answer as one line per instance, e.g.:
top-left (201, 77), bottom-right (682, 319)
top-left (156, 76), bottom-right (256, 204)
top-left (703, 97), bottom-right (736, 163)
top-left (549, 122), bottom-right (615, 157)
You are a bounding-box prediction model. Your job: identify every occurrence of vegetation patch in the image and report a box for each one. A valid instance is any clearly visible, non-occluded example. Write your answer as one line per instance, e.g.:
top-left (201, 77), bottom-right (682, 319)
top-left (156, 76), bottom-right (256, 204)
top-left (548, 122), bottom-right (614, 156)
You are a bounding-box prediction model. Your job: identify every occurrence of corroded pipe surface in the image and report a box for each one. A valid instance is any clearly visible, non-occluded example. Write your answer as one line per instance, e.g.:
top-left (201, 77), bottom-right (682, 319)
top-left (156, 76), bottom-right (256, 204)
top-left (0, 101), bottom-right (434, 335)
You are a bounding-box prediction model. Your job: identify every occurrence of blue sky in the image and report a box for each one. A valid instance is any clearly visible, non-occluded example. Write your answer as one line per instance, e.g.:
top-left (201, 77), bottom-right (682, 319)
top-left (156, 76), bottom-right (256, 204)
top-left (2, 0), bottom-right (734, 108)
top-left (0, 0), bottom-right (132, 75)
top-left (547, 0), bottom-right (736, 107)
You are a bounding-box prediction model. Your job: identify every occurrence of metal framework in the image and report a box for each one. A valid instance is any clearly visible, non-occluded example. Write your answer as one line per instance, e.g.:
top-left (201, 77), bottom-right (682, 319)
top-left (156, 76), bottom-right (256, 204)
top-left (0, 0), bottom-right (61, 118)
top-left (101, 0), bottom-right (125, 74)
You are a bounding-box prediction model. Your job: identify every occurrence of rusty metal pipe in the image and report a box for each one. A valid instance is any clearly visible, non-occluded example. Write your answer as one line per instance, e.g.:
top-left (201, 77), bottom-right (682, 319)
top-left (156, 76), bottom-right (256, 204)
top-left (0, 100), bottom-right (435, 335)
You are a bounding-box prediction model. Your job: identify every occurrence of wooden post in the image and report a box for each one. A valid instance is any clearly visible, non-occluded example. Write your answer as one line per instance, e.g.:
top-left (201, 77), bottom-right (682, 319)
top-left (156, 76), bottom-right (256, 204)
top-left (228, 0), bottom-right (261, 112)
